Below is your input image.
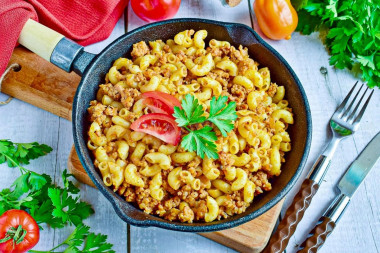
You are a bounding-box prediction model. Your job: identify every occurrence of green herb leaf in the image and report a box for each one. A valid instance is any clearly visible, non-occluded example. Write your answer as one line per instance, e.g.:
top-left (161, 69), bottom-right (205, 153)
top-left (49, 187), bottom-right (70, 223)
top-left (14, 142), bottom-right (53, 165)
top-left (290, 0), bottom-right (308, 11)
top-left (208, 96), bottom-right (237, 137)
top-left (0, 202), bottom-right (7, 216)
top-left (49, 187), bottom-right (94, 226)
top-left (0, 140), bottom-right (52, 169)
top-left (28, 171), bottom-right (48, 191)
top-left (83, 231), bottom-right (115, 253)
top-left (357, 54), bottom-right (376, 70)
top-left (31, 225), bottom-right (115, 253)
top-left (30, 199), bottom-right (65, 228)
top-left (172, 94), bottom-right (237, 159)
top-left (64, 224), bottom-right (89, 250)
top-left (296, 9), bottom-right (322, 35)
top-left (63, 170), bottom-right (80, 194)
top-left (181, 126), bottom-right (218, 159)
top-left (10, 173), bottom-right (30, 199)
top-left (173, 94), bottom-right (207, 127)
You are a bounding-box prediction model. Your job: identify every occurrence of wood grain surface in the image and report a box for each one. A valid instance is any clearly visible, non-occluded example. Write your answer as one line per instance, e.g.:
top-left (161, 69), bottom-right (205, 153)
top-left (2, 47), bottom-right (79, 121)
top-left (1, 1), bottom-right (380, 253)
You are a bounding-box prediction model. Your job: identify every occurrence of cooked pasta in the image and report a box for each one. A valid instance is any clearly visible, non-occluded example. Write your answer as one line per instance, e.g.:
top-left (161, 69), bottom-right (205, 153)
top-left (86, 29), bottom-right (293, 223)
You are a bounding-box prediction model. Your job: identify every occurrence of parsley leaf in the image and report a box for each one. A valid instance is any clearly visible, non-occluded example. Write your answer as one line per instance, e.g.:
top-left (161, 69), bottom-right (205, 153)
top-left (28, 171), bottom-right (48, 191)
top-left (9, 173), bottom-right (30, 199)
top-left (30, 224), bottom-right (115, 253)
top-left (181, 126), bottom-right (218, 159)
top-left (291, 0), bottom-right (309, 11)
top-left (49, 187), bottom-right (94, 226)
top-left (64, 224), bottom-right (89, 248)
top-left (173, 94), bottom-right (207, 126)
top-left (208, 96), bottom-right (237, 137)
top-left (173, 94), bottom-right (237, 158)
top-left (15, 142), bottom-right (52, 165)
top-left (30, 199), bottom-right (65, 228)
top-left (63, 170), bottom-right (80, 194)
top-left (0, 140), bottom-right (52, 168)
top-left (83, 231), bottom-right (115, 253)
top-left (296, 8), bottom-right (323, 35)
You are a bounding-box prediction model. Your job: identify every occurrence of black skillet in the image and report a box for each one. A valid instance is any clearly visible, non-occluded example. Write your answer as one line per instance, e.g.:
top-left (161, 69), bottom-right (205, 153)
top-left (18, 18), bottom-right (312, 232)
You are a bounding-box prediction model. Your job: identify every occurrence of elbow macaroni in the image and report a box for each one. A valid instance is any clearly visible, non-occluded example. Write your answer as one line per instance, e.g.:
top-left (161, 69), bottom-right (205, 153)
top-left (150, 173), bottom-right (164, 201)
top-left (124, 164), bottom-right (144, 187)
top-left (145, 152), bottom-right (172, 170)
top-left (205, 196), bottom-right (219, 222)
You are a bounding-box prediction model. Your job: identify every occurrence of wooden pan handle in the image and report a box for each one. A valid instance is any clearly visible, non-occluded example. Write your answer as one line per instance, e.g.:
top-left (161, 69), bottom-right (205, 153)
top-left (17, 19), bottom-right (87, 73)
top-left (297, 216), bottom-right (336, 253)
top-left (263, 179), bottom-right (319, 253)
top-left (18, 19), bottom-right (64, 61)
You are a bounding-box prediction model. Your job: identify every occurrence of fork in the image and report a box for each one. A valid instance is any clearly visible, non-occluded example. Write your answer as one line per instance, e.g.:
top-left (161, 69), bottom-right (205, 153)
top-left (263, 82), bottom-right (374, 253)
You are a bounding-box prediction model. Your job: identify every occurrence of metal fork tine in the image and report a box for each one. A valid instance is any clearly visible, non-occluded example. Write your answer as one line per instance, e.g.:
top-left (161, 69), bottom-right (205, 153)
top-left (341, 83), bottom-right (365, 119)
top-left (352, 89), bottom-right (374, 124)
top-left (335, 81), bottom-right (359, 116)
top-left (347, 86), bottom-right (368, 122)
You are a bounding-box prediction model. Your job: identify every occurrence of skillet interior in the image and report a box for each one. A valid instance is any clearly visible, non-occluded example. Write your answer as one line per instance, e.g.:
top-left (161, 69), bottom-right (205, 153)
top-left (72, 19), bottom-right (312, 232)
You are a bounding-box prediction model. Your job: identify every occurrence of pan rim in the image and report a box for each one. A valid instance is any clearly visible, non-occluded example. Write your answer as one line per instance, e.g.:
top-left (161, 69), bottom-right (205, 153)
top-left (72, 18), bottom-right (312, 232)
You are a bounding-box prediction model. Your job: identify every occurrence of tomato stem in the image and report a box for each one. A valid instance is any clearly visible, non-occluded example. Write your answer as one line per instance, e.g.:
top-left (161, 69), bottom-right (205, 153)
top-left (0, 225), bottom-right (27, 245)
top-left (14, 225), bottom-right (27, 244)
top-left (0, 235), bottom-right (12, 243)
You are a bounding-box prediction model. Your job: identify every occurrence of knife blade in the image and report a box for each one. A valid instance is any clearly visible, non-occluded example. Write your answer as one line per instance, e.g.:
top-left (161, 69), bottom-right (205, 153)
top-left (338, 132), bottom-right (380, 197)
top-left (297, 132), bottom-right (380, 253)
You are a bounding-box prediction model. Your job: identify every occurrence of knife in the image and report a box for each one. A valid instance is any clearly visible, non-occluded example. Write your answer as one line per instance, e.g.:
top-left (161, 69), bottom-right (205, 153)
top-left (297, 131), bottom-right (380, 253)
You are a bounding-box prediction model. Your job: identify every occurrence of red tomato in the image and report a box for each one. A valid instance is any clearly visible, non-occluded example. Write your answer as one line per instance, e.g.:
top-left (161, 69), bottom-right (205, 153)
top-left (131, 113), bottom-right (181, 145)
top-left (142, 91), bottom-right (181, 115)
top-left (0, 210), bottom-right (39, 253)
top-left (131, 0), bottom-right (181, 23)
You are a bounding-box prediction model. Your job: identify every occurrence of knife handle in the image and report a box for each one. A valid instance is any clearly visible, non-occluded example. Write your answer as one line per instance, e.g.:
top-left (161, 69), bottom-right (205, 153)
top-left (297, 216), bottom-right (336, 253)
top-left (263, 179), bottom-right (319, 253)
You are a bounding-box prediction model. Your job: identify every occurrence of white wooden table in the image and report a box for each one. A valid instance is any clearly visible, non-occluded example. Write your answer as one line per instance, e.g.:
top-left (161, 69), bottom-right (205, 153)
top-left (1, 1), bottom-right (379, 252)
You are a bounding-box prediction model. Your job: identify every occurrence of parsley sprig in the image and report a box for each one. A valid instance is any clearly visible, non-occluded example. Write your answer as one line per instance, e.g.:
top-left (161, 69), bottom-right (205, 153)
top-left (29, 224), bottom-right (115, 253)
top-left (293, 0), bottom-right (380, 88)
top-left (173, 94), bottom-right (237, 159)
top-left (0, 140), bottom-right (52, 171)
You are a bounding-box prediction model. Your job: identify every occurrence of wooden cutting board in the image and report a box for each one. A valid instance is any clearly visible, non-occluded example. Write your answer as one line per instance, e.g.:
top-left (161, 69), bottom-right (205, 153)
top-left (2, 47), bottom-right (283, 253)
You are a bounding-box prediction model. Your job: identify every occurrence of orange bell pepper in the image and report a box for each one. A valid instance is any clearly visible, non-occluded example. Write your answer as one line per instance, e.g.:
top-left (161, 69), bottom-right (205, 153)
top-left (254, 0), bottom-right (298, 40)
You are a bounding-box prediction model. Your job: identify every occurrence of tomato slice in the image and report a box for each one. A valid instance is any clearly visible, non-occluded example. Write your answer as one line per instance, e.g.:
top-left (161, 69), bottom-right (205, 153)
top-left (131, 113), bottom-right (181, 145)
top-left (142, 91), bottom-right (181, 115)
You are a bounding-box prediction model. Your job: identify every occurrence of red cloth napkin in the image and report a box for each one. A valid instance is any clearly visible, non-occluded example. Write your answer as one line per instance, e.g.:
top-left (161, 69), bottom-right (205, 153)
top-left (0, 0), bottom-right (128, 75)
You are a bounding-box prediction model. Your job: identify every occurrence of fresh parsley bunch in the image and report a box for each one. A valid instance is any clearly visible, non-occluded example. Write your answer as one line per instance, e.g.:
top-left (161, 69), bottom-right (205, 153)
top-left (292, 0), bottom-right (380, 88)
top-left (0, 140), bottom-right (93, 227)
top-left (0, 169), bottom-right (94, 228)
top-left (0, 139), bottom-right (115, 252)
top-left (173, 94), bottom-right (237, 159)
